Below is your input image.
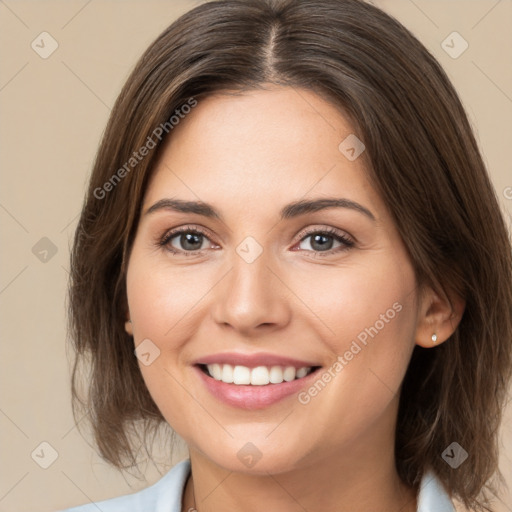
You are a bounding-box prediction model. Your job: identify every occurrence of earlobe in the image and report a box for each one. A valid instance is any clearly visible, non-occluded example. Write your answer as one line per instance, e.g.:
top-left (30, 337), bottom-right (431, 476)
top-left (124, 300), bottom-right (133, 335)
top-left (415, 286), bottom-right (465, 348)
top-left (125, 318), bottom-right (133, 336)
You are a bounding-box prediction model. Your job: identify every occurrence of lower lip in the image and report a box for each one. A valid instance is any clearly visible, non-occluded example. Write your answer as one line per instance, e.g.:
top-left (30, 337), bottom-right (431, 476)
top-left (194, 366), bottom-right (320, 410)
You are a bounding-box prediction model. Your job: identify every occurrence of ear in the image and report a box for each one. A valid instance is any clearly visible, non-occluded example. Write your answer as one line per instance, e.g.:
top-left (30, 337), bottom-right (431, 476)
top-left (415, 285), bottom-right (465, 348)
top-left (125, 319), bottom-right (133, 336)
top-left (124, 308), bottom-right (133, 336)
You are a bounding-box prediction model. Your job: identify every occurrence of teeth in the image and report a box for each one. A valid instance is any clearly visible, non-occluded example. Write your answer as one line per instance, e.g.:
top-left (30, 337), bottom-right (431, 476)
top-left (233, 365), bottom-right (251, 385)
top-left (296, 367), bottom-right (308, 378)
top-left (210, 363), bottom-right (222, 380)
top-left (283, 366), bottom-right (296, 382)
top-left (251, 366), bottom-right (270, 385)
top-left (205, 364), bottom-right (313, 385)
top-left (269, 366), bottom-right (283, 384)
top-left (221, 364), bottom-right (234, 383)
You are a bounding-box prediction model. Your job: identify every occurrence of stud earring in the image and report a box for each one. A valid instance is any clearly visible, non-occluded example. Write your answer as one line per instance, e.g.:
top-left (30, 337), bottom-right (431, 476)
top-left (431, 333), bottom-right (438, 344)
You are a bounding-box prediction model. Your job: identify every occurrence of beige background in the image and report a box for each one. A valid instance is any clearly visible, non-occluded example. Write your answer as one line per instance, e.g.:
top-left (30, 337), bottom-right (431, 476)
top-left (0, 1), bottom-right (511, 511)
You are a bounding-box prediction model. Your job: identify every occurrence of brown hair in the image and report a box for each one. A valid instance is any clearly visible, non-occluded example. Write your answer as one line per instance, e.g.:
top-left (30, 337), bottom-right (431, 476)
top-left (68, 0), bottom-right (512, 510)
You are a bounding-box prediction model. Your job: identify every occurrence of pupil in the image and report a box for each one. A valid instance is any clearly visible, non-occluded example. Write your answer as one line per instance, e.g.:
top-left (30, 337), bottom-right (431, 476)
top-left (312, 234), bottom-right (333, 251)
top-left (182, 233), bottom-right (202, 250)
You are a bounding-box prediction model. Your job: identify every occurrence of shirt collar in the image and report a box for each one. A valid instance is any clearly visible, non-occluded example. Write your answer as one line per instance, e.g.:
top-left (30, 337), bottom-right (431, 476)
top-left (417, 468), bottom-right (456, 512)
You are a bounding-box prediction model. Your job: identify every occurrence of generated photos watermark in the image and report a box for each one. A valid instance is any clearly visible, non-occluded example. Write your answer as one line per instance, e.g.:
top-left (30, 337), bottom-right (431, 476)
top-left (94, 97), bottom-right (198, 200)
top-left (298, 301), bottom-right (403, 405)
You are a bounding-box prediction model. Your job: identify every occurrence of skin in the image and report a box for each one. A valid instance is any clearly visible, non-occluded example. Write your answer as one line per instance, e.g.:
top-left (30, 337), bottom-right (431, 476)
top-left (125, 85), bottom-right (465, 512)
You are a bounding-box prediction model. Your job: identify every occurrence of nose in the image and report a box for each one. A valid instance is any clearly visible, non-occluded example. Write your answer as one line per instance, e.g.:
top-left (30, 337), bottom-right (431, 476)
top-left (211, 250), bottom-right (292, 336)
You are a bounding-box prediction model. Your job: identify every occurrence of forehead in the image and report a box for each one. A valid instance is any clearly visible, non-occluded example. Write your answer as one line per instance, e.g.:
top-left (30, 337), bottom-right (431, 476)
top-left (143, 86), bottom-right (381, 220)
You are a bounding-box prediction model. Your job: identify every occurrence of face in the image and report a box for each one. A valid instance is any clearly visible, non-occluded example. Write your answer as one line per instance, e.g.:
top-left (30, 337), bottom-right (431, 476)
top-left (125, 86), bottom-right (422, 474)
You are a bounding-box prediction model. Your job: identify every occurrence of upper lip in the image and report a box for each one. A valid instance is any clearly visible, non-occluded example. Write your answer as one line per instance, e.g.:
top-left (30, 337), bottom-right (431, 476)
top-left (194, 352), bottom-right (320, 369)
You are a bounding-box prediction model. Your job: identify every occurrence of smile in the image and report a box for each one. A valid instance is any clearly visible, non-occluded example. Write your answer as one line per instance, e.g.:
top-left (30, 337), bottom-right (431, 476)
top-left (193, 353), bottom-right (322, 409)
top-left (203, 363), bottom-right (315, 385)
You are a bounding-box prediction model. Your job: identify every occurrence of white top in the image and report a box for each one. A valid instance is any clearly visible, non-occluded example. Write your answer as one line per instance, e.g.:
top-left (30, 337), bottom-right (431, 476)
top-left (59, 459), bottom-right (455, 512)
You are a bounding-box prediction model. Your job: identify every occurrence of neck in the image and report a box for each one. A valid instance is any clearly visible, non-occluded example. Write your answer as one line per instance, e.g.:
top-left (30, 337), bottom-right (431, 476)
top-left (182, 443), bottom-right (417, 512)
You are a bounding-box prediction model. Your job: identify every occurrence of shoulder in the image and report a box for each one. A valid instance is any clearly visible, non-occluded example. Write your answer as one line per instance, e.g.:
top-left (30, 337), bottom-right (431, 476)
top-left (57, 459), bottom-right (191, 512)
top-left (417, 469), bottom-right (456, 512)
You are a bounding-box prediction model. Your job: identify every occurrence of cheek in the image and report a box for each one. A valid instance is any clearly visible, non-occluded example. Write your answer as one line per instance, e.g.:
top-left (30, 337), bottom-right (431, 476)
top-left (289, 252), bottom-right (417, 349)
top-left (292, 253), bottom-right (418, 407)
top-left (283, 259), bottom-right (418, 453)
top-left (125, 256), bottom-right (206, 437)
top-left (126, 257), bottom-right (212, 345)
top-left (125, 253), bottom-right (223, 426)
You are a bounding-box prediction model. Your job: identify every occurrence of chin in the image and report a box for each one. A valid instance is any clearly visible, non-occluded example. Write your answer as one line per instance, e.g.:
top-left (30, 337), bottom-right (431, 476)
top-left (195, 439), bottom-right (314, 476)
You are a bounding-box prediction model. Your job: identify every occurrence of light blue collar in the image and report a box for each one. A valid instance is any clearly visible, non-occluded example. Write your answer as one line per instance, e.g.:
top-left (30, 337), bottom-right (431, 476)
top-left (417, 468), bottom-right (456, 512)
top-left (61, 458), bottom-right (455, 511)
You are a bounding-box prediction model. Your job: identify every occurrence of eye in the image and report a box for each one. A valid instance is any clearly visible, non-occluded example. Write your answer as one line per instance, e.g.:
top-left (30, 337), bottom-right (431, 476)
top-left (159, 225), bottom-right (216, 255)
top-left (157, 225), bottom-right (355, 257)
top-left (294, 227), bottom-right (354, 255)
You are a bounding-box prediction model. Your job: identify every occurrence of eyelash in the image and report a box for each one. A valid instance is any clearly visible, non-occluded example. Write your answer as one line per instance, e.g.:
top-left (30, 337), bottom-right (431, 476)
top-left (157, 225), bottom-right (355, 257)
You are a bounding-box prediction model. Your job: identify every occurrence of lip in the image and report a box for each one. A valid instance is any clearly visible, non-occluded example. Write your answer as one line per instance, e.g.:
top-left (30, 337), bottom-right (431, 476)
top-left (194, 352), bottom-right (319, 369)
top-left (193, 355), bottom-right (322, 410)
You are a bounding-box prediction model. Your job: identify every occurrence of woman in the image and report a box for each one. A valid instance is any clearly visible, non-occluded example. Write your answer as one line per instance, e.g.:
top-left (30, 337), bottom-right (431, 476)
top-left (61, 0), bottom-right (512, 511)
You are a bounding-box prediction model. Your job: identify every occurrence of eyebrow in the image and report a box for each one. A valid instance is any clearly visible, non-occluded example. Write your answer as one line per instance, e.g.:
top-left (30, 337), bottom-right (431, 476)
top-left (145, 197), bottom-right (376, 221)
